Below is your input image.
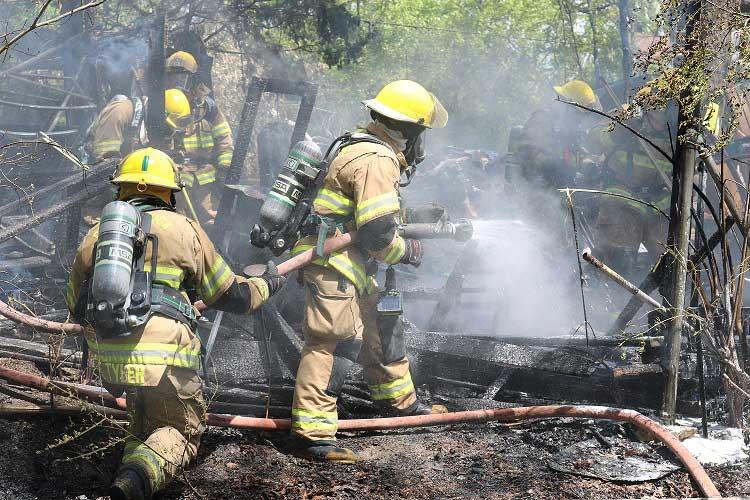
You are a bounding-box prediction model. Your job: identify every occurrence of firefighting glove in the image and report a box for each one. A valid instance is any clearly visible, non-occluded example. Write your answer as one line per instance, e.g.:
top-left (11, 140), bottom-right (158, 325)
top-left (400, 239), bottom-right (423, 267)
top-left (402, 203), bottom-right (447, 224)
top-left (261, 261), bottom-right (286, 296)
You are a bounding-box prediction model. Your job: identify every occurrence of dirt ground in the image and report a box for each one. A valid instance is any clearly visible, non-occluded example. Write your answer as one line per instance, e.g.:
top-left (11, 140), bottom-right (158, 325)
top-left (1, 385), bottom-right (750, 500)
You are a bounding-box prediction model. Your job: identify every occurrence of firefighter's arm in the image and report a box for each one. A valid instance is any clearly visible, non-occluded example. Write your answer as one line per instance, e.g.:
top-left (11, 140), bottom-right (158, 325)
top-left (210, 107), bottom-right (234, 169)
top-left (91, 100), bottom-right (134, 162)
top-left (345, 151), bottom-right (414, 265)
top-left (65, 226), bottom-right (99, 322)
top-left (189, 221), bottom-right (271, 313)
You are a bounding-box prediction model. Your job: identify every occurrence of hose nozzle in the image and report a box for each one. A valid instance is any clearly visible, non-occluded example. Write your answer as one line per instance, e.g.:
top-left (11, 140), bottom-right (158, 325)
top-left (398, 219), bottom-right (474, 242)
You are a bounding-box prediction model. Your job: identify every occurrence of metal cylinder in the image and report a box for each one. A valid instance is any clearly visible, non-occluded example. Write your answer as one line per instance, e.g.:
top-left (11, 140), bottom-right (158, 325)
top-left (259, 140), bottom-right (323, 232)
top-left (90, 201), bottom-right (140, 310)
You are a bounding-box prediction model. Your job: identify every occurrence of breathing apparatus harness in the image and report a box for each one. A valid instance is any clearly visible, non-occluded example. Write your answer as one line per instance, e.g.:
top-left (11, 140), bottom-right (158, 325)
top-left (252, 131), bottom-right (406, 256)
top-left (86, 198), bottom-right (197, 338)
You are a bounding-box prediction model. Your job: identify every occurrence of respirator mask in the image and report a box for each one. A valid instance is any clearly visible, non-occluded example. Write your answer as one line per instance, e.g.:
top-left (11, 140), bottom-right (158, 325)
top-left (166, 71), bottom-right (193, 94)
top-left (400, 128), bottom-right (426, 186)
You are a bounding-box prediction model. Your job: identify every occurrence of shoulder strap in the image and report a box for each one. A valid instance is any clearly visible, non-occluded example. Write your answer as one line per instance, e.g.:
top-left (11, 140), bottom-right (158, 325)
top-left (134, 211), bottom-right (153, 272)
top-left (203, 96), bottom-right (218, 123)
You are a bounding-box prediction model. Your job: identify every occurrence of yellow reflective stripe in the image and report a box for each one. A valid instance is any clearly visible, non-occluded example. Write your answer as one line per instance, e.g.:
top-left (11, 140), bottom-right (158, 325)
top-left (212, 121), bottom-right (231, 136)
top-left (217, 151), bottom-right (232, 167)
top-left (183, 173), bottom-right (195, 187)
top-left (369, 373), bottom-right (415, 401)
top-left (383, 237), bottom-right (406, 264)
top-left (90, 342), bottom-right (201, 369)
top-left (200, 256), bottom-right (232, 301)
top-left (143, 264), bottom-right (184, 289)
top-left (291, 408), bottom-right (338, 430)
top-left (196, 167), bottom-right (217, 185)
top-left (290, 243), bottom-right (367, 293)
top-left (314, 188), bottom-right (355, 216)
top-left (122, 446), bottom-right (165, 486)
top-left (93, 139), bottom-right (121, 154)
top-left (183, 133), bottom-right (214, 151)
top-left (355, 191), bottom-right (400, 227)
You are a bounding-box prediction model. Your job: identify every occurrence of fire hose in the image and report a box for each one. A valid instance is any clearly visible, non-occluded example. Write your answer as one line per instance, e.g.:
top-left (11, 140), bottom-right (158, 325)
top-left (0, 217), bottom-right (719, 497)
top-left (0, 363), bottom-right (720, 498)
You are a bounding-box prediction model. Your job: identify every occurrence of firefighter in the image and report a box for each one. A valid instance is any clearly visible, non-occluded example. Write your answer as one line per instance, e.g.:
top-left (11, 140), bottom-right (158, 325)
top-left (166, 51), bottom-right (234, 226)
top-left (588, 107), bottom-right (674, 276)
top-left (82, 89), bottom-right (192, 226)
top-left (287, 80), bottom-right (449, 463)
top-left (88, 88), bottom-right (192, 162)
top-left (65, 147), bottom-right (285, 500)
top-left (514, 80), bottom-right (602, 192)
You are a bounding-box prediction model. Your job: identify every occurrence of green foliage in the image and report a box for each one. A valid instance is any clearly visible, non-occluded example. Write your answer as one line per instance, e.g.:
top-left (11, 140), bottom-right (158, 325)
top-left (316, 0), bottom-right (660, 148)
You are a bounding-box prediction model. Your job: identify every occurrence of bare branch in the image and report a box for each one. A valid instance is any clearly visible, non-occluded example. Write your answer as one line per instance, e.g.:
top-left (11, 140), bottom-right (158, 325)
top-left (0, 0), bottom-right (105, 58)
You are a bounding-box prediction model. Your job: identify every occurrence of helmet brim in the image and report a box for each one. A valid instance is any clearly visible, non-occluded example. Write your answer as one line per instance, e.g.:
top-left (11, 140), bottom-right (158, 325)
top-left (363, 93), bottom-right (449, 129)
top-left (111, 173), bottom-right (181, 191)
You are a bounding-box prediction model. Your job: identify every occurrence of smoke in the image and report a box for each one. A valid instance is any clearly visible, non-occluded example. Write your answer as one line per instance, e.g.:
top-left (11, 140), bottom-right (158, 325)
top-left (400, 173), bottom-right (584, 337)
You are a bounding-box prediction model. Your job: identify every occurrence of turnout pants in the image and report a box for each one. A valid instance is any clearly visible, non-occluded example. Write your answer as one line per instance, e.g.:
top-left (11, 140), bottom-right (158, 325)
top-left (120, 367), bottom-right (206, 494)
top-left (292, 264), bottom-right (417, 441)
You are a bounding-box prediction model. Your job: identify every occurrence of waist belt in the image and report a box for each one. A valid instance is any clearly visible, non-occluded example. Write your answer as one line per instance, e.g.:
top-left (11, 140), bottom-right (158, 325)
top-left (150, 284), bottom-right (198, 331)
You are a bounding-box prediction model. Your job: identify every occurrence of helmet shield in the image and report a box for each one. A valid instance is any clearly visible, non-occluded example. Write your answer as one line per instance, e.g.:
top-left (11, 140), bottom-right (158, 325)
top-left (166, 72), bottom-right (192, 93)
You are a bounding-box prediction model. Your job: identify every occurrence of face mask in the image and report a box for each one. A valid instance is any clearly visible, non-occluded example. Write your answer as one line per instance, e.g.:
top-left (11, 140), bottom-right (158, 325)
top-left (400, 130), bottom-right (426, 187)
top-left (166, 72), bottom-right (191, 93)
top-left (404, 130), bottom-right (426, 166)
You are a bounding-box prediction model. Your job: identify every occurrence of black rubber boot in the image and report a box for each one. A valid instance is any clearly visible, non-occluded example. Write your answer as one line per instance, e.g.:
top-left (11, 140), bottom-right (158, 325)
top-left (289, 438), bottom-right (358, 464)
top-left (109, 467), bottom-right (150, 500)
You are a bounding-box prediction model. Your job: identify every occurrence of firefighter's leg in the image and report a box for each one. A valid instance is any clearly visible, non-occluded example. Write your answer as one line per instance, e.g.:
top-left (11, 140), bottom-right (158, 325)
top-left (289, 265), bottom-right (359, 462)
top-left (359, 288), bottom-right (446, 415)
top-left (112, 368), bottom-right (205, 499)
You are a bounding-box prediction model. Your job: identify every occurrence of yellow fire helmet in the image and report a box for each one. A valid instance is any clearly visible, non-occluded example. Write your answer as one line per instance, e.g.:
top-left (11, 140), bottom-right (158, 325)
top-left (166, 50), bottom-right (198, 74)
top-left (111, 147), bottom-right (182, 191)
top-left (363, 80), bottom-right (448, 128)
top-left (553, 80), bottom-right (599, 107)
top-left (165, 88), bottom-right (192, 131)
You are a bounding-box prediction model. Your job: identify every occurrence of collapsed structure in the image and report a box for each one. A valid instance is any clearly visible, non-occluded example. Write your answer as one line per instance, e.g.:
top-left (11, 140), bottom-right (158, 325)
top-left (0, 1), bottom-right (748, 498)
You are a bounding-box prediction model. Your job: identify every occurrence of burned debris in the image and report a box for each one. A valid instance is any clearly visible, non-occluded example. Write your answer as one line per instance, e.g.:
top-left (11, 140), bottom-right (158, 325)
top-left (1, 0), bottom-right (750, 499)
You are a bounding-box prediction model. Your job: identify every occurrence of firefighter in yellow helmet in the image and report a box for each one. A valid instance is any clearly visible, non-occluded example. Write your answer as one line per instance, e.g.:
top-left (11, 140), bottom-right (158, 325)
top-left (286, 80), bottom-right (448, 463)
top-left (512, 79), bottom-right (601, 193)
top-left (166, 51), bottom-right (234, 226)
top-left (82, 88), bottom-right (193, 225)
top-left (66, 147), bottom-right (285, 500)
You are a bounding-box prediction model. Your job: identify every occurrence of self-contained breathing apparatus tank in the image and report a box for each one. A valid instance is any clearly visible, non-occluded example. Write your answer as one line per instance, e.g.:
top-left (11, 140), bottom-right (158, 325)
top-left (88, 201), bottom-right (145, 335)
top-left (251, 140), bottom-right (324, 254)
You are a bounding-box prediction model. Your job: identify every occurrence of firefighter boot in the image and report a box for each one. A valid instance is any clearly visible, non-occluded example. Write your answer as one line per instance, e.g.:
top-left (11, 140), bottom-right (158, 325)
top-left (399, 399), bottom-right (448, 416)
top-left (290, 438), bottom-right (358, 464)
top-left (109, 466), bottom-right (151, 500)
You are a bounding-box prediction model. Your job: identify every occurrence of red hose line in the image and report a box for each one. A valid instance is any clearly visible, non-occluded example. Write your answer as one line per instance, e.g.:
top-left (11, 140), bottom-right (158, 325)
top-left (0, 365), bottom-right (720, 498)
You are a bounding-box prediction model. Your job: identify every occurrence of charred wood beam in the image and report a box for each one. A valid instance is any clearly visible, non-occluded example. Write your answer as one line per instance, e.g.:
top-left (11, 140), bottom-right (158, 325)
top-left (0, 34), bottom-right (84, 79)
top-left (0, 98), bottom-right (95, 111)
top-left (0, 129), bottom-right (77, 138)
top-left (6, 73), bottom-right (93, 102)
top-left (0, 257), bottom-right (52, 271)
top-left (405, 327), bottom-right (599, 376)
top-left (0, 336), bottom-right (80, 364)
top-left (0, 159), bottom-right (116, 220)
top-left (0, 174), bottom-right (110, 244)
top-left (613, 364), bottom-right (663, 377)
top-left (427, 240), bottom-right (479, 331)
